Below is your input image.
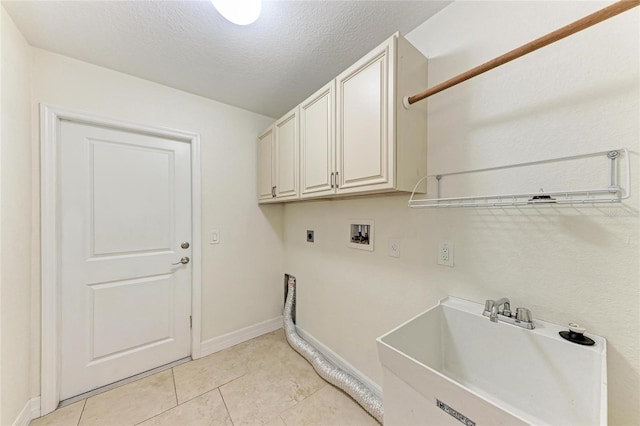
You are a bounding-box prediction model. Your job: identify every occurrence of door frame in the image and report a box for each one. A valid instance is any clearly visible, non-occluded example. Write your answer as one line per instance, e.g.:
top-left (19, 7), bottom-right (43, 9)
top-left (40, 104), bottom-right (202, 415)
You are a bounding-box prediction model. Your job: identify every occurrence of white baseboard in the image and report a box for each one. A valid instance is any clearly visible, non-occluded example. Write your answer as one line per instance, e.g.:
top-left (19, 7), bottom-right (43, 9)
top-left (199, 316), bottom-right (283, 358)
top-left (30, 397), bottom-right (41, 421)
top-left (296, 326), bottom-right (382, 398)
top-left (12, 400), bottom-right (31, 426)
top-left (13, 397), bottom-right (40, 426)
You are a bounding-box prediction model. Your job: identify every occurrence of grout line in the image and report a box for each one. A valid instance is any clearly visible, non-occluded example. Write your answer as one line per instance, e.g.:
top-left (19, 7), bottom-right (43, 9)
top-left (171, 368), bottom-right (179, 406)
top-left (132, 406), bottom-right (173, 426)
top-left (218, 388), bottom-right (235, 426)
top-left (76, 399), bottom-right (87, 426)
top-left (134, 382), bottom-right (193, 426)
top-left (218, 373), bottom-right (247, 390)
top-left (134, 385), bottom-right (235, 426)
top-left (132, 369), bottom-right (182, 424)
top-left (178, 372), bottom-right (247, 406)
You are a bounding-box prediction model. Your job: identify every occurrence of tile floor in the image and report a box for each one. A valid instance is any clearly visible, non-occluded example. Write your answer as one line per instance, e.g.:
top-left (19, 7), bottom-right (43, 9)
top-left (31, 329), bottom-right (379, 426)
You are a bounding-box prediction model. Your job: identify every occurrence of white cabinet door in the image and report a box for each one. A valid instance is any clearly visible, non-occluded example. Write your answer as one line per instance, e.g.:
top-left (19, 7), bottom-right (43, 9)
top-left (59, 121), bottom-right (192, 399)
top-left (257, 126), bottom-right (274, 201)
top-left (300, 81), bottom-right (335, 198)
top-left (336, 37), bottom-right (394, 193)
top-left (274, 109), bottom-right (299, 200)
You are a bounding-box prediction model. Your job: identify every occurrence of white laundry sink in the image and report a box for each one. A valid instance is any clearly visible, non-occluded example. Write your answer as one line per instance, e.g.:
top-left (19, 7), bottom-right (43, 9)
top-left (377, 297), bottom-right (607, 425)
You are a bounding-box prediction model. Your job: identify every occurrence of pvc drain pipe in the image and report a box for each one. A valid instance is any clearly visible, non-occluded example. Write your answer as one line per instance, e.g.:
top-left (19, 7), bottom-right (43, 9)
top-left (283, 277), bottom-right (384, 424)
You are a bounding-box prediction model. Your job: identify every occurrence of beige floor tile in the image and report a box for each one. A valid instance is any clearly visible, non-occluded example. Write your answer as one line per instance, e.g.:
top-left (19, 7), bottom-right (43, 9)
top-left (219, 348), bottom-right (327, 426)
top-left (173, 346), bottom-right (247, 403)
top-left (137, 389), bottom-right (231, 426)
top-left (79, 370), bottom-right (177, 426)
top-left (234, 329), bottom-right (325, 386)
top-left (233, 330), bottom-right (301, 372)
top-left (30, 400), bottom-right (85, 426)
top-left (280, 385), bottom-right (379, 426)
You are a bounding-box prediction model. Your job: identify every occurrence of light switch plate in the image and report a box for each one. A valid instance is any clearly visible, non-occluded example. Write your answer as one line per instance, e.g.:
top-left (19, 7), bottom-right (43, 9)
top-left (210, 230), bottom-right (220, 244)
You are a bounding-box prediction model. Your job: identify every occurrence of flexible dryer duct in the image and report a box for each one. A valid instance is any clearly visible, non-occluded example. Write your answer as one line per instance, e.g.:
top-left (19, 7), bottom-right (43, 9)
top-left (283, 277), bottom-right (384, 424)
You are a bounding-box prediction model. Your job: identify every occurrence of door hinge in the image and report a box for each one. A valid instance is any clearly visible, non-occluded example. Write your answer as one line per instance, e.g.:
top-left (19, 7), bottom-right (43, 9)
top-left (189, 315), bottom-right (192, 329)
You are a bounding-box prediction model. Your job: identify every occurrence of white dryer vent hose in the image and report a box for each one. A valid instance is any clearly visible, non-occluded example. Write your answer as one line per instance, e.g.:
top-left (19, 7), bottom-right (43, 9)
top-left (283, 277), bottom-right (384, 424)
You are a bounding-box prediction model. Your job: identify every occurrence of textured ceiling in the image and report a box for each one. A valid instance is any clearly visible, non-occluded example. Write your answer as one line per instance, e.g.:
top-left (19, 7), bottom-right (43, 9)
top-left (3, 0), bottom-right (450, 118)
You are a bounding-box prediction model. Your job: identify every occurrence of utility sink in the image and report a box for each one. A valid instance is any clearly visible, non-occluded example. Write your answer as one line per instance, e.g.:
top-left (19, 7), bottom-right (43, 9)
top-left (377, 297), bottom-right (607, 425)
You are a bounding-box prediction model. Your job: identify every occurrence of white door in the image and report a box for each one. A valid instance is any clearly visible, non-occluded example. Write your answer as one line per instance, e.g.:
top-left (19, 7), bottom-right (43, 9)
top-left (59, 120), bottom-right (192, 400)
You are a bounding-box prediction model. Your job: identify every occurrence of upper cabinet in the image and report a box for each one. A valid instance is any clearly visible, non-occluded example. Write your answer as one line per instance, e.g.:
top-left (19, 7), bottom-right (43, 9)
top-left (336, 37), bottom-right (393, 193)
top-left (335, 33), bottom-right (429, 196)
top-left (274, 108), bottom-right (299, 200)
top-left (257, 108), bottom-right (299, 202)
top-left (258, 32), bottom-right (428, 203)
top-left (257, 126), bottom-right (274, 201)
top-left (300, 81), bottom-right (335, 198)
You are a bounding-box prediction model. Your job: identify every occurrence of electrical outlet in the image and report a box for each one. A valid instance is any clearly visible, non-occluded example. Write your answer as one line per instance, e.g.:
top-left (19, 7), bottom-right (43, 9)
top-left (438, 241), bottom-right (454, 267)
top-left (306, 230), bottom-right (314, 243)
top-left (389, 238), bottom-right (400, 258)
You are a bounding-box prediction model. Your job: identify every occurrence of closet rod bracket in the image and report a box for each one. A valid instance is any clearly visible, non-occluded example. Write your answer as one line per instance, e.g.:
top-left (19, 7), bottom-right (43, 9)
top-left (608, 150), bottom-right (620, 190)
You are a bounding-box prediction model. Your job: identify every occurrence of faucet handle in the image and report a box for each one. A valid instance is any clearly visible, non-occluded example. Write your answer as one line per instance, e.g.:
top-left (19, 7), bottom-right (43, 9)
top-left (515, 307), bottom-right (532, 323)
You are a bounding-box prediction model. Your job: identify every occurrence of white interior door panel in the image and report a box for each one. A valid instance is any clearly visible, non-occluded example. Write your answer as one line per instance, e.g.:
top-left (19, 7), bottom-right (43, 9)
top-left (59, 120), bottom-right (192, 400)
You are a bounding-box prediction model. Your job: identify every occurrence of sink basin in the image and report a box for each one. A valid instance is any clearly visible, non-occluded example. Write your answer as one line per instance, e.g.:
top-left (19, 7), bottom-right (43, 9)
top-left (377, 297), bottom-right (607, 425)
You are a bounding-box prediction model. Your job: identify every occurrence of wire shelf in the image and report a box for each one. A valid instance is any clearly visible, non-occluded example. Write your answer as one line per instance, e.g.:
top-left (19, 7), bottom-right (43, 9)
top-left (408, 148), bottom-right (630, 209)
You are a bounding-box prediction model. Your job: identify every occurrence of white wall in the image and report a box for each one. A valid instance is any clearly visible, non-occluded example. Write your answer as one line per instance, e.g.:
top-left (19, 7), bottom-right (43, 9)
top-left (0, 6), bottom-right (33, 425)
top-left (284, 1), bottom-right (639, 424)
top-left (29, 49), bottom-right (284, 396)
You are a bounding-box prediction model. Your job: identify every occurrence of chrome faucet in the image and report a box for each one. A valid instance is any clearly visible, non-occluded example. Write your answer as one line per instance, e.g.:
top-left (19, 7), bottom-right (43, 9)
top-left (490, 298), bottom-right (510, 322)
top-left (483, 298), bottom-right (534, 329)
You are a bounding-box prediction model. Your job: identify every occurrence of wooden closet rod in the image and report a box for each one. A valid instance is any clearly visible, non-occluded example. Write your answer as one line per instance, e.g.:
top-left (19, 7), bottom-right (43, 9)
top-left (404, 0), bottom-right (639, 107)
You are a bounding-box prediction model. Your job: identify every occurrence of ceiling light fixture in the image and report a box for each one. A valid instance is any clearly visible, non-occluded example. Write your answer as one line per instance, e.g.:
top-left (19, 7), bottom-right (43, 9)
top-left (211, 0), bottom-right (262, 26)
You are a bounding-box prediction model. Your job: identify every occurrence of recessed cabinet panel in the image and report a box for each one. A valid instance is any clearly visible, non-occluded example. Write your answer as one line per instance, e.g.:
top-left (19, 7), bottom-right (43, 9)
top-left (257, 127), bottom-right (274, 201)
top-left (301, 82), bottom-right (335, 198)
top-left (337, 40), bottom-right (393, 193)
top-left (275, 109), bottom-right (299, 199)
top-left (339, 56), bottom-right (387, 189)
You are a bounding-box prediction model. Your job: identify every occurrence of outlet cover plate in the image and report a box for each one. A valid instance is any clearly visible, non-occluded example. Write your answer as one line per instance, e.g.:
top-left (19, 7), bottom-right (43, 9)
top-left (389, 238), bottom-right (400, 258)
top-left (438, 241), bottom-right (454, 267)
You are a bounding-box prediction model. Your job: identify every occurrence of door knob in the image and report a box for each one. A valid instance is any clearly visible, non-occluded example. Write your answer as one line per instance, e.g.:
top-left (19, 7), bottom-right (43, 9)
top-left (172, 257), bottom-right (190, 265)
